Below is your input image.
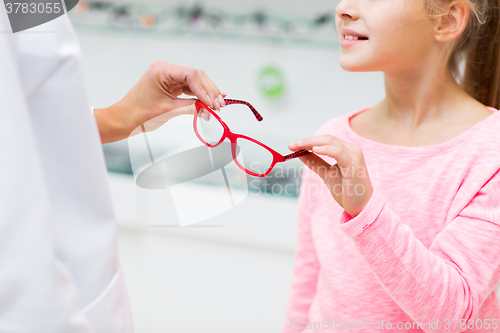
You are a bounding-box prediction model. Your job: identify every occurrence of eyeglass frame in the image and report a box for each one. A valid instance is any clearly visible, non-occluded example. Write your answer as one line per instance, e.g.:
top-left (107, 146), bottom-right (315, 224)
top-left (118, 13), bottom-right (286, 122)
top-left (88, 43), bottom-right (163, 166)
top-left (193, 99), bottom-right (309, 177)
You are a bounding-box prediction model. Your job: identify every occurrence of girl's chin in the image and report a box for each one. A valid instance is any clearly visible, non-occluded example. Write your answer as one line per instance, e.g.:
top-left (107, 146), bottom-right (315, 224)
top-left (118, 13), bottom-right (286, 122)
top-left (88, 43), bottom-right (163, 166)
top-left (338, 58), bottom-right (375, 72)
top-left (339, 63), bottom-right (368, 72)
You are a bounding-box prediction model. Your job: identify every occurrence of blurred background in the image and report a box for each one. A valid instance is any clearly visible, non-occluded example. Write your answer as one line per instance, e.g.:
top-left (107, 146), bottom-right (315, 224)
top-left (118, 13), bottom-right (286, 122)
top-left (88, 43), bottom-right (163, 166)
top-left (69, 0), bottom-right (385, 331)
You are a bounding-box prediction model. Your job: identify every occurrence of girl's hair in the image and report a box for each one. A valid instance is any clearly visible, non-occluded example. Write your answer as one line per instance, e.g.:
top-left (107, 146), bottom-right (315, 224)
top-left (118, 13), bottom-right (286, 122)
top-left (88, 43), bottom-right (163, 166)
top-left (426, 0), bottom-right (500, 109)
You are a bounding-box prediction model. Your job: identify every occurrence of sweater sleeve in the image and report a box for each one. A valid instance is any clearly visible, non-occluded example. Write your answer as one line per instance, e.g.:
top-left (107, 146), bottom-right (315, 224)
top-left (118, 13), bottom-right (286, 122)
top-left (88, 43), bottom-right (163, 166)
top-left (283, 167), bottom-right (321, 333)
top-left (337, 170), bottom-right (500, 333)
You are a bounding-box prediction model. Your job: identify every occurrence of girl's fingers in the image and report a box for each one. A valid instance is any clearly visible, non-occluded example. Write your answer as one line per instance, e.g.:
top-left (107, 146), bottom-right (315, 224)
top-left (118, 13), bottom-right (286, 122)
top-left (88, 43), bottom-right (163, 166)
top-left (312, 145), bottom-right (356, 177)
top-left (291, 135), bottom-right (358, 158)
top-left (291, 135), bottom-right (342, 150)
top-left (290, 135), bottom-right (359, 168)
top-left (297, 153), bottom-right (335, 180)
top-left (288, 142), bottom-right (300, 151)
top-left (289, 135), bottom-right (344, 154)
top-left (334, 136), bottom-right (362, 154)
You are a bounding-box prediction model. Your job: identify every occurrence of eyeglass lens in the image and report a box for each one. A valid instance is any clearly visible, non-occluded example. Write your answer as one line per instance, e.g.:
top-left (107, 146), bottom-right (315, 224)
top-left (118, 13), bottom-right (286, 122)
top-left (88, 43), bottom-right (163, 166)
top-left (196, 108), bottom-right (224, 145)
top-left (233, 137), bottom-right (274, 175)
top-left (196, 105), bottom-right (275, 176)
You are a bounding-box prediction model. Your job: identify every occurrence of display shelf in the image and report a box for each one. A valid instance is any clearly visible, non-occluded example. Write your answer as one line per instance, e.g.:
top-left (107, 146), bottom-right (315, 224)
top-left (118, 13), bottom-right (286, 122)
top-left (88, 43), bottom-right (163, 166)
top-left (68, 1), bottom-right (340, 50)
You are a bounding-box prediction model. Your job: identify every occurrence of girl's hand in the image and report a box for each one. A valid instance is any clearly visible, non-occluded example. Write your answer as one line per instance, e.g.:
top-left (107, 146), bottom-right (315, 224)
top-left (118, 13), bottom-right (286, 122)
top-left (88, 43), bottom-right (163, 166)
top-left (95, 61), bottom-right (227, 143)
top-left (289, 135), bottom-right (374, 218)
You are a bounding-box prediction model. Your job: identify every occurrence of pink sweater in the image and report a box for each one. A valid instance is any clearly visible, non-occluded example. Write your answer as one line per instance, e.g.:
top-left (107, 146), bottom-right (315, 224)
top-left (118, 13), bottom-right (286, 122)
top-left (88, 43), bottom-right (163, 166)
top-left (284, 106), bottom-right (500, 333)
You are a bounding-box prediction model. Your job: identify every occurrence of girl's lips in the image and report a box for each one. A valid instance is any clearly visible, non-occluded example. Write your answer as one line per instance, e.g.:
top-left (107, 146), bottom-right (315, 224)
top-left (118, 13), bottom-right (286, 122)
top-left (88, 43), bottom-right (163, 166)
top-left (341, 28), bottom-right (368, 39)
top-left (340, 37), bottom-right (368, 47)
top-left (339, 28), bottom-right (369, 48)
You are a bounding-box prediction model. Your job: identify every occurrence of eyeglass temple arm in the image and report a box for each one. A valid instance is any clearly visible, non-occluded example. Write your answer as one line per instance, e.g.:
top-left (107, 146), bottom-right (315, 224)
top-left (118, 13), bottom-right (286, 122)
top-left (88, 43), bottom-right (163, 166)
top-left (283, 149), bottom-right (310, 161)
top-left (223, 99), bottom-right (264, 121)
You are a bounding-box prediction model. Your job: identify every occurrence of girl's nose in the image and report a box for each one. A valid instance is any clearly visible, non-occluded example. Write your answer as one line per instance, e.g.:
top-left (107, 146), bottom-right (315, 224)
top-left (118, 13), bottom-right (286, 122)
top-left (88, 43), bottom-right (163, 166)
top-left (336, 0), bottom-right (360, 21)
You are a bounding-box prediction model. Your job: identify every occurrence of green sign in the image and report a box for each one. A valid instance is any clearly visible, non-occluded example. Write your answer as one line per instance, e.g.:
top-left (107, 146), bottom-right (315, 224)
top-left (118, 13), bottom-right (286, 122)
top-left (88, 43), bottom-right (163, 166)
top-left (258, 66), bottom-right (285, 98)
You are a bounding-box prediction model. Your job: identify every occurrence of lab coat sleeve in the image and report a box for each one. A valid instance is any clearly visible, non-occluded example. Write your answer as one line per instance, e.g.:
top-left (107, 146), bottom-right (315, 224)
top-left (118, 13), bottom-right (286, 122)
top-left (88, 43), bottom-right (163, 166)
top-left (0, 25), bottom-right (95, 333)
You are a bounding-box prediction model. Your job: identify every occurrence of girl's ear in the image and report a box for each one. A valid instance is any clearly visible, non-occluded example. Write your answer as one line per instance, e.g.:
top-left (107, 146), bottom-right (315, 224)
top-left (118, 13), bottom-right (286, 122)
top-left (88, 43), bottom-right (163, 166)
top-left (434, 0), bottom-right (469, 42)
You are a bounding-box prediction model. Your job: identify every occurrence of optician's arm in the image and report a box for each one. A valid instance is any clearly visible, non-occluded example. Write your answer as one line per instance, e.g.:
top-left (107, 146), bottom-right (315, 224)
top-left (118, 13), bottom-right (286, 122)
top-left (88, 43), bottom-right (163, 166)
top-left (94, 61), bottom-right (226, 144)
top-left (0, 23), bottom-right (94, 333)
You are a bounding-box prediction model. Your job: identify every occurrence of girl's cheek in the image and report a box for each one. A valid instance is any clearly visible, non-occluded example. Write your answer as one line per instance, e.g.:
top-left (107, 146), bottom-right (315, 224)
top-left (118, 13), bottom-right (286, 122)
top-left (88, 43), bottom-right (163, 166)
top-left (335, 16), bottom-right (343, 36)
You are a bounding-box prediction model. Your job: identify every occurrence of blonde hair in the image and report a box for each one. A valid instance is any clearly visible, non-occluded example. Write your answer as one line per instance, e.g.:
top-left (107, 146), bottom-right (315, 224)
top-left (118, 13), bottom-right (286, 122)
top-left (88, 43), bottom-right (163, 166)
top-left (426, 0), bottom-right (500, 109)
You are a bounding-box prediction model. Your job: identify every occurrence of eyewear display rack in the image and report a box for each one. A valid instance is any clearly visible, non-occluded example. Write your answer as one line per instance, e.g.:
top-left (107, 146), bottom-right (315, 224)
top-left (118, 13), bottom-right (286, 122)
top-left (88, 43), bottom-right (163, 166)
top-left (68, 1), bottom-right (340, 49)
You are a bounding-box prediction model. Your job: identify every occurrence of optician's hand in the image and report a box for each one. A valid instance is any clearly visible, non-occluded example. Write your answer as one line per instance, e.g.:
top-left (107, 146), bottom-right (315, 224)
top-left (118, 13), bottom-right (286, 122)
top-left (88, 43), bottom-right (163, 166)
top-left (288, 135), bottom-right (374, 218)
top-left (94, 61), bottom-right (226, 144)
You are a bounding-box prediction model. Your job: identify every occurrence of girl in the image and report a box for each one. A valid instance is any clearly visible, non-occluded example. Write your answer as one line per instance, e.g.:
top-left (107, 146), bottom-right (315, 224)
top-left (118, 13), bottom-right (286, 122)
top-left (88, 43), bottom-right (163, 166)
top-left (285, 0), bottom-right (500, 332)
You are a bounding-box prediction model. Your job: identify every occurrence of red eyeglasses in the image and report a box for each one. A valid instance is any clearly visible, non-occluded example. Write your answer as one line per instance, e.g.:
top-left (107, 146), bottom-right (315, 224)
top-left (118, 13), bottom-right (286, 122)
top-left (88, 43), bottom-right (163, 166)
top-left (193, 99), bottom-right (309, 177)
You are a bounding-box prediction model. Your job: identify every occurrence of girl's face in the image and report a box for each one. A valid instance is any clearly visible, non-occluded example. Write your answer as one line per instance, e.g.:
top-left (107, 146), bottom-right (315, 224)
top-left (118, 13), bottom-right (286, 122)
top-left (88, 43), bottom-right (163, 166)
top-left (335, 0), bottom-right (438, 73)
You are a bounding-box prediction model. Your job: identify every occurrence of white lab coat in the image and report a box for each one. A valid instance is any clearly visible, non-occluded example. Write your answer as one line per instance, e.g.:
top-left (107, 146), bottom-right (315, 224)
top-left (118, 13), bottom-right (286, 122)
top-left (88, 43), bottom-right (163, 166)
top-left (0, 7), bottom-right (134, 333)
